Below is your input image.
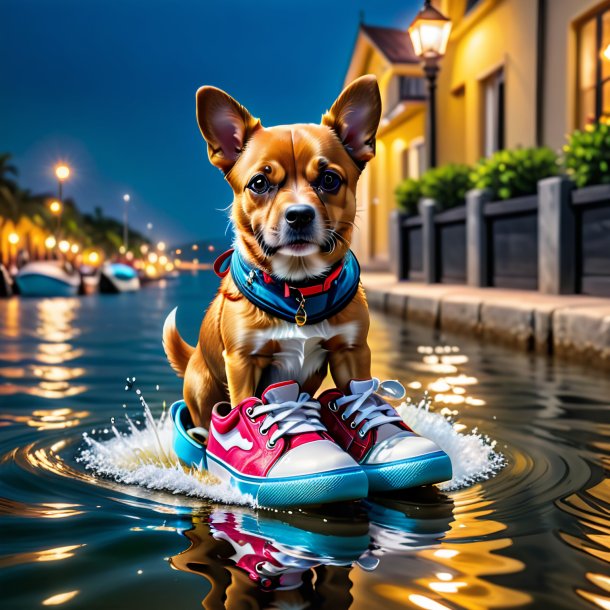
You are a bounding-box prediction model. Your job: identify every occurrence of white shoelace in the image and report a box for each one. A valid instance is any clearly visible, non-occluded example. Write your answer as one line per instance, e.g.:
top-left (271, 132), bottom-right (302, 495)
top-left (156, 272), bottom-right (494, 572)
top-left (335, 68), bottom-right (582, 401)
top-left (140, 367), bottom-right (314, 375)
top-left (248, 392), bottom-right (326, 447)
top-left (334, 379), bottom-right (404, 438)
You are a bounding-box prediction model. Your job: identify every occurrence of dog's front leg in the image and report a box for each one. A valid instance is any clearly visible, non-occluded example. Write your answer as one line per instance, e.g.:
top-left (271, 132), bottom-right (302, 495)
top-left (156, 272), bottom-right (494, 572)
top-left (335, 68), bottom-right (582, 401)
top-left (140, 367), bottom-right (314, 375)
top-left (327, 341), bottom-right (372, 394)
top-left (222, 348), bottom-right (262, 406)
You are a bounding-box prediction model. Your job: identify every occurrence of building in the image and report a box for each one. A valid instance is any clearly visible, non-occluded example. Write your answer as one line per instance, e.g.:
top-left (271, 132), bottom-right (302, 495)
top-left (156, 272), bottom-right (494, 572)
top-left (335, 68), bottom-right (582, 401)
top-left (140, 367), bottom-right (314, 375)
top-left (346, 0), bottom-right (610, 269)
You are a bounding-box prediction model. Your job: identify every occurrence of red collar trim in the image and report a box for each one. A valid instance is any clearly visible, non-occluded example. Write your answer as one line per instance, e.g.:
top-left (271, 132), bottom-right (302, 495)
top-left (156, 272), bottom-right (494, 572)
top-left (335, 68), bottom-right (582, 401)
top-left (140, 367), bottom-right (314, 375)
top-left (213, 248), bottom-right (344, 298)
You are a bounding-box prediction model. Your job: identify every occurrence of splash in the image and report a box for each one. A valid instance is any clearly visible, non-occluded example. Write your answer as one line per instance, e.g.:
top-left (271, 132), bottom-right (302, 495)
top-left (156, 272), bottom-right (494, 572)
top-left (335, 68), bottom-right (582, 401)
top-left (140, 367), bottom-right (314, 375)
top-left (397, 397), bottom-right (505, 491)
top-left (76, 382), bottom-right (253, 506)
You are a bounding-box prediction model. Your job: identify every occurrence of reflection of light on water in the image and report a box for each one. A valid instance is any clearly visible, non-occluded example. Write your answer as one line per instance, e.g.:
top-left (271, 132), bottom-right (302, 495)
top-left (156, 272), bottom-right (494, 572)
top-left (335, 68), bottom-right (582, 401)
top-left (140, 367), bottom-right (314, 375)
top-left (36, 299), bottom-right (81, 343)
top-left (0, 544), bottom-right (86, 568)
top-left (42, 591), bottom-right (80, 606)
top-left (578, 573), bottom-right (610, 610)
top-left (0, 408), bottom-right (89, 430)
top-left (36, 343), bottom-right (84, 364)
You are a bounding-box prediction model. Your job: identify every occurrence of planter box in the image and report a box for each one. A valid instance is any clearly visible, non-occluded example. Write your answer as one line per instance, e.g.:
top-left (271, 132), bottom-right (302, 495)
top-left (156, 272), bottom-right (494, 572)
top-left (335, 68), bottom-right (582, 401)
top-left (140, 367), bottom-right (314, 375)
top-left (484, 195), bottom-right (539, 290)
top-left (572, 184), bottom-right (610, 297)
top-left (400, 214), bottom-right (425, 281)
top-left (434, 206), bottom-right (466, 284)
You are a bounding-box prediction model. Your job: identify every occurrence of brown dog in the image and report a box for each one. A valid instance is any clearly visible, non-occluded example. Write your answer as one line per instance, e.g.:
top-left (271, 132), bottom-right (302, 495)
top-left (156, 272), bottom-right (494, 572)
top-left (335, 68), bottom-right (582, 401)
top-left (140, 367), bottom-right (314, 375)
top-left (163, 75), bottom-right (382, 429)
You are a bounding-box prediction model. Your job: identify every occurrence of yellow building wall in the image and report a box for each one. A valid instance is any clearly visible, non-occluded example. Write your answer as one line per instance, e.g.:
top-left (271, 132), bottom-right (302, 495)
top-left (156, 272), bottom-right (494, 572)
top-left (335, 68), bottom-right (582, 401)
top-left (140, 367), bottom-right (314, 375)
top-left (437, 0), bottom-right (539, 165)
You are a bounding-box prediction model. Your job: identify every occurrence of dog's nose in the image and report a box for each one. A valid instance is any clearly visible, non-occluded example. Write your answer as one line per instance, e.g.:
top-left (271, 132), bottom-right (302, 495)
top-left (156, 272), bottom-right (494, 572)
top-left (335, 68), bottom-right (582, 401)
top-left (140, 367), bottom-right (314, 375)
top-left (285, 205), bottom-right (315, 230)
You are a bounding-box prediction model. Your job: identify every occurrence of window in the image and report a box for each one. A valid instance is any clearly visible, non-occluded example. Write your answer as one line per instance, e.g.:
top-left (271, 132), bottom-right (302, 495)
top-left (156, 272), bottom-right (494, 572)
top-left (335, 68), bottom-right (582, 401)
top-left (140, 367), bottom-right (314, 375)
top-left (466, 0), bottom-right (482, 13)
top-left (408, 138), bottom-right (426, 178)
top-left (398, 76), bottom-right (427, 101)
top-left (577, 7), bottom-right (610, 128)
top-left (482, 68), bottom-right (505, 157)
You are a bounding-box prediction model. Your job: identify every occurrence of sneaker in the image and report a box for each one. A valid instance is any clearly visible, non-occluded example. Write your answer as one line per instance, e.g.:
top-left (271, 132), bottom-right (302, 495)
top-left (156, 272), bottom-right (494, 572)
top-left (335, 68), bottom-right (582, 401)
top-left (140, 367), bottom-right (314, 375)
top-left (318, 378), bottom-right (452, 492)
top-left (201, 381), bottom-right (368, 507)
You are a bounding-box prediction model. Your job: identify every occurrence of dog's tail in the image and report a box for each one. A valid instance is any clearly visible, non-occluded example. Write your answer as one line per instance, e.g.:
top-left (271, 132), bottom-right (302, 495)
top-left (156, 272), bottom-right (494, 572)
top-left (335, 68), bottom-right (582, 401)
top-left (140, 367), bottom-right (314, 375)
top-left (162, 307), bottom-right (195, 378)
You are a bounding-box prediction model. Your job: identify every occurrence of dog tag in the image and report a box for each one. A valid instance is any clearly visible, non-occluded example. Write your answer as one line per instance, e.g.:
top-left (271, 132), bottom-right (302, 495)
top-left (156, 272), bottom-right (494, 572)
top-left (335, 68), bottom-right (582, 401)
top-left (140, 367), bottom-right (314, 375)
top-left (295, 297), bottom-right (307, 326)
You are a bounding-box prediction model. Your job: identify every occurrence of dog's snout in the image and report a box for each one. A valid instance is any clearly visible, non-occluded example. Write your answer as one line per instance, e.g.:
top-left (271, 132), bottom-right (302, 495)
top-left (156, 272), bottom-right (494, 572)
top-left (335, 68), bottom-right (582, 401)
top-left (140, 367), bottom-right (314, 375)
top-left (285, 205), bottom-right (315, 230)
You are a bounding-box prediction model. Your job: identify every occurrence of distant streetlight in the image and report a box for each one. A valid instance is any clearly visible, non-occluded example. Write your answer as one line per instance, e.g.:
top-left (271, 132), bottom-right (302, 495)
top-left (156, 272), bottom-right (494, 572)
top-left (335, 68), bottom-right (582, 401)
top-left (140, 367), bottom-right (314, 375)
top-left (8, 232), bottom-right (20, 245)
top-left (45, 236), bottom-right (57, 252)
top-left (49, 200), bottom-right (62, 215)
top-left (140, 244), bottom-right (149, 255)
top-left (603, 44), bottom-right (610, 61)
top-left (157, 241), bottom-right (166, 252)
top-left (148, 252), bottom-right (158, 264)
top-left (58, 240), bottom-right (70, 253)
top-left (88, 250), bottom-right (100, 265)
top-left (208, 244), bottom-right (215, 252)
top-left (121, 193), bottom-right (131, 252)
top-left (408, 0), bottom-right (452, 169)
top-left (54, 164), bottom-right (70, 236)
top-left (70, 244), bottom-right (79, 254)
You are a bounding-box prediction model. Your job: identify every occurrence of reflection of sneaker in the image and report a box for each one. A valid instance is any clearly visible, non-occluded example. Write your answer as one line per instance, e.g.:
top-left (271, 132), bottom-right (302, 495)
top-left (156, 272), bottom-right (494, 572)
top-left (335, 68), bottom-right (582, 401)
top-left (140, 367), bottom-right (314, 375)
top-left (201, 381), bottom-right (368, 507)
top-left (318, 378), bottom-right (452, 492)
top-left (363, 490), bottom-right (454, 555)
top-left (208, 507), bottom-right (370, 591)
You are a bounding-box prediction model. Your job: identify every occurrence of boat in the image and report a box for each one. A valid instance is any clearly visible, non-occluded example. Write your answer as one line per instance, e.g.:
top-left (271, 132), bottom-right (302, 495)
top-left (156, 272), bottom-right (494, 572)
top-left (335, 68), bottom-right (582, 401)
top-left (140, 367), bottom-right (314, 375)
top-left (15, 261), bottom-right (81, 297)
top-left (100, 262), bottom-right (140, 293)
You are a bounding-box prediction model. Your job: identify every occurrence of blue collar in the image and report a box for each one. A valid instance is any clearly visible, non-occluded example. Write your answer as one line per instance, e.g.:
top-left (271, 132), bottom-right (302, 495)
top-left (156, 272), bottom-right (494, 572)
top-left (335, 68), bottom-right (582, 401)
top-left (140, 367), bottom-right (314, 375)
top-left (219, 249), bottom-right (361, 325)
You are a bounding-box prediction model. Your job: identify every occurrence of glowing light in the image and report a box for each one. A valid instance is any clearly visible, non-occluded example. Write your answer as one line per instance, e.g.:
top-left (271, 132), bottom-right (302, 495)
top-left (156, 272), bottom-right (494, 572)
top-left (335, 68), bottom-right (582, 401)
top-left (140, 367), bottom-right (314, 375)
top-left (193, 257), bottom-right (199, 264)
top-left (123, 193), bottom-right (130, 202)
top-left (408, 381), bottom-right (422, 389)
top-left (87, 251), bottom-right (100, 264)
top-left (49, 200), bottom-right (62, 214)
top-left (434, 549), bottom-right (459, 559)
top-left (58, 240), bottom-right (70, 253)
top-left (408, 595), bottom-right (452, 610)
top-left (146, 222), bottom-right (153, 230)
top-left (175, 248), bottom-right (182, 255)
top-left (148, 252), bottom-right (158, 263)
top-left (436, 572), bottom-right (454, 581)
top-left (8, 232), bottom-right (19, 245)
top-left (192, 244), bottom-right (199, 251)
top-left (159, 255), bottom-right (168, 265)
top-left (125, 251), bottom-right (134, 261)
top-left (54, 164), bottom-right (70, 181)
top-left (157, 241), bottom-right (166, 251)
top-left (428, 380), bottom-right (452, 393)
top-left (208, 244), bottom-right (215, 252)
top-left (70, 244), bottom-right (79, 254)
top-left (145, 264), bottom-right (157, 277)
top-left (45, 236), bottom-right (56, 249)
top-left (42, 591), bottom-right (79, 606)
top-left (604, 44), bottom-right (610, 61)
top-left (165, 262), bottom-right (174, 272)
top-left (119, 245), bottom-right (126, 254)
top-left (140, 244), bottom-right (149, 254)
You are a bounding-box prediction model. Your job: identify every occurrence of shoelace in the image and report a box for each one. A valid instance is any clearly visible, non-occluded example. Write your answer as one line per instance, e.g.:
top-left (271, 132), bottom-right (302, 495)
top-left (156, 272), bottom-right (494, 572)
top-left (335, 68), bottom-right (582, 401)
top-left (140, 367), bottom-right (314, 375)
top-left (248, 392), bottom-right (326, 447)
top-left (334, 378), bottom-right (404, 438)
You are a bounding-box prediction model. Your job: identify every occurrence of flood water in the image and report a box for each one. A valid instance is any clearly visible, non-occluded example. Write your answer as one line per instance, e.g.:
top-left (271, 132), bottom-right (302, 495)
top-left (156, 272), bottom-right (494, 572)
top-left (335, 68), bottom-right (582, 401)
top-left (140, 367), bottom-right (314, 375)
top-left (1, 272), bottom-right (609, 610)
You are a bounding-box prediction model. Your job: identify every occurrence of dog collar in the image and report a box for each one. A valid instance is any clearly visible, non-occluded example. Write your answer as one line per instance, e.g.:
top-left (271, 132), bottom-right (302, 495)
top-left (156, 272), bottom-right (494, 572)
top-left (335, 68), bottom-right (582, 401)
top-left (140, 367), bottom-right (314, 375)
top-left (214, 248), bottom-right (361, 326)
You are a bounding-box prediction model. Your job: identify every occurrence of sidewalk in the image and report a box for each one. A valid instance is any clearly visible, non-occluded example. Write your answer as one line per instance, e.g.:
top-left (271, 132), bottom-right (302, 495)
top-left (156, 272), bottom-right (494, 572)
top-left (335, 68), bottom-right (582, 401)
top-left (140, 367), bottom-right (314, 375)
top-left (361, 272), bottom-right (610, 369)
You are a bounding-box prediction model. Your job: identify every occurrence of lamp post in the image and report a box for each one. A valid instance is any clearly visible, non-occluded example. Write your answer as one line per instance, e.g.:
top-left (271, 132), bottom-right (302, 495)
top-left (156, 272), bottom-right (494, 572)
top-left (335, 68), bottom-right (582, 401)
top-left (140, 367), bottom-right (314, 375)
top-left (408, 0), bottom-right (452, 169)
top-left (54, 164), bottom-right (70, 237)
top-left (122, 194), bottom-right (131, 253)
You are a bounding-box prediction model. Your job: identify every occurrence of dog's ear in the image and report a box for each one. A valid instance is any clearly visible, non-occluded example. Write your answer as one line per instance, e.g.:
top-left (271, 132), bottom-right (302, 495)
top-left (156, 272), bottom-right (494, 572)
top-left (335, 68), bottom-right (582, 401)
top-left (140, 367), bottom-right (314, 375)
top-left (322, 75), bottom-right (382, 167)
top-left (196, 86), bottom-right (261, 173)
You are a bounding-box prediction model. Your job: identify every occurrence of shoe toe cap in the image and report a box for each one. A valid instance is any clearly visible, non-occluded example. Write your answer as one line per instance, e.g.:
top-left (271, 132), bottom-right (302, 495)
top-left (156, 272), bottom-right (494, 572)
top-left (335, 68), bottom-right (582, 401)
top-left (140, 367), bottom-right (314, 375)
top-left (268, 440), bottom-right (359, 477)
top-left (364, 432), bottom-right (445, 465)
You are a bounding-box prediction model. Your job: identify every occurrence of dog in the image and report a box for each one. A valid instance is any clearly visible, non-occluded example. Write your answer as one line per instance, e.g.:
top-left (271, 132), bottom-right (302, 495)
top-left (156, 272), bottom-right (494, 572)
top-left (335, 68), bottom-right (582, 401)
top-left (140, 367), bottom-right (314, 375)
top-left (163, 75), bottom-right (381, 429)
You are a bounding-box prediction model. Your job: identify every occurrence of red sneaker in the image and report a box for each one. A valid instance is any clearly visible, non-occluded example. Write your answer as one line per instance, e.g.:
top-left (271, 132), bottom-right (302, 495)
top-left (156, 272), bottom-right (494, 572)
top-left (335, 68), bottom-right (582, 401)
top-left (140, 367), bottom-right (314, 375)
top-left (318, 378), bottom-right (452, 492)
top-left (204, 381), bottom-right (369, 507)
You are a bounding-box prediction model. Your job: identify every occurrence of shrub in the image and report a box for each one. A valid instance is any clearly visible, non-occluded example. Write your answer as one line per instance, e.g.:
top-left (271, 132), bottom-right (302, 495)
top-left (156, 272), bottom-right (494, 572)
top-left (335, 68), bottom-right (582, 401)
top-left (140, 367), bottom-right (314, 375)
top-left (395, 177), bottom-right (422, 215)
top-left (472, 146), bottom-right (560, 200)
top-left (420, 163), bottom-right (474, 210)
top-left (563, 121), bottom-right (610, 188)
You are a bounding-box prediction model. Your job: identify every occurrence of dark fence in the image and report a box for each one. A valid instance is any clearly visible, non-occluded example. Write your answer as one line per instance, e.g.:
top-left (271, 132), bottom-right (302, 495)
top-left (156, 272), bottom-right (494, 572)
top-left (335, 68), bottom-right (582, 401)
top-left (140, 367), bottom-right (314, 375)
top-left (484, 195), bottom-right (538, 290)
top-left (572, 184), bottom-right (610, 297)
top-left (397, 214), bottom-right (425, 281)
top-left (434, 206), bottom-right (466, 284)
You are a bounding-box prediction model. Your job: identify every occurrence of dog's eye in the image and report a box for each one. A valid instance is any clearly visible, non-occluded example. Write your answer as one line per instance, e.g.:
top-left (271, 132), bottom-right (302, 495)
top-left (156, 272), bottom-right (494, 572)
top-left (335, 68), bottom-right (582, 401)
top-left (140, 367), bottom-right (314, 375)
top-left (247, 174), bottom-right (270, 195)
top-left (319, 170), bottom-right (342, 194)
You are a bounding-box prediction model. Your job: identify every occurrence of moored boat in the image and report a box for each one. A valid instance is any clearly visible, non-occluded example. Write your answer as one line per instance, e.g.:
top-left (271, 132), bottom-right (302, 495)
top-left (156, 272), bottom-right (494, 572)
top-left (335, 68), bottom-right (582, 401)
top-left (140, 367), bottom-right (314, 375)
top-left (15, 261), bottom-right (80, 297)
top-left (100, 262), bottom-right (140, 293)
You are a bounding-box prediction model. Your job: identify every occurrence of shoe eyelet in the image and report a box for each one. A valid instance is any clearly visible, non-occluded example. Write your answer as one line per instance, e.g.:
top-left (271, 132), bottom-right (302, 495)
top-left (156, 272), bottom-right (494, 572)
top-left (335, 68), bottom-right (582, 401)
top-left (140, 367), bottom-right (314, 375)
top-left (350, 421), bottom-right (357, 429)
top-left (266, 440), bottom-right (276, 450)
top-left (358, 430), bottom-right (365, 438)
top-left (245, 407), bottom-right (255, 420)
top-left (341, 414), bottom-right (347, 421)
top-left (329, 400), bottom-right (339, 412)
top-left (259, 426), bottom-right (269, 436)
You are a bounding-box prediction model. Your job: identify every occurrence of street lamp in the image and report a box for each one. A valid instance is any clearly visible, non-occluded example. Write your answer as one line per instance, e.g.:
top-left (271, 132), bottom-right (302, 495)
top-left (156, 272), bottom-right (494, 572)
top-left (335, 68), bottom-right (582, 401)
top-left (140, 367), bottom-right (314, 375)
top-left (408, 0), bottom-right (452, 169)
top-left (122, 194), bottom-right (130, 252)
top-left (54, 164), bottom-right (70, 237)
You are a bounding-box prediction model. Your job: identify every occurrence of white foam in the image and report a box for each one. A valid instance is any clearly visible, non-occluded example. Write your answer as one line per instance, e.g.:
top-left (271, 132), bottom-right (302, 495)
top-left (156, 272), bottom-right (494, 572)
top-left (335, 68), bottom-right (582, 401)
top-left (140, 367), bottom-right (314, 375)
top-left (77, 409), bottom-right (254, 506)
top-left (397, 398), bottom-right (505, 490)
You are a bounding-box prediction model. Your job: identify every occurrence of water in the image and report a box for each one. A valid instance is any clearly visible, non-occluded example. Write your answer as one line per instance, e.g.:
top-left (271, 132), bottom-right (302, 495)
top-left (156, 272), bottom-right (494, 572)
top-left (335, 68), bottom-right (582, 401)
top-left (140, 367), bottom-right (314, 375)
top-left (1, 273), bottom-right (609, 610)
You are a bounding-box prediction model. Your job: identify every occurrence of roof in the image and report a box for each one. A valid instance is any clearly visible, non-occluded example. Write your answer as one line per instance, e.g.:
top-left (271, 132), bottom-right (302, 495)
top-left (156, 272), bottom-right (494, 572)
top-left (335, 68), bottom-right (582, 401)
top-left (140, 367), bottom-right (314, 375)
top-left (360, 24), bottom-right (420, 65)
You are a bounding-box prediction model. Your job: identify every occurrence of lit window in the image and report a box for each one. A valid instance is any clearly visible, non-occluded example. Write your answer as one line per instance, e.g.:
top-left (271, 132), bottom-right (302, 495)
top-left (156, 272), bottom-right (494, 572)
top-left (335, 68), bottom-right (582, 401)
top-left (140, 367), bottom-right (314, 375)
top-left (482, 68), bottom-right (505, 157)
top-left (577, 7), bottom-right (610, 128)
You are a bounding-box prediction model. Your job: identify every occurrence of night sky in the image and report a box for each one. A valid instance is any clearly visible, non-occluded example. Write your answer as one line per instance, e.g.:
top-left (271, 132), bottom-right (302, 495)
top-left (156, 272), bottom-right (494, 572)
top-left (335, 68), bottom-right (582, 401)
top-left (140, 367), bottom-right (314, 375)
top-left (1, 0), bottom-right (418, 246)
